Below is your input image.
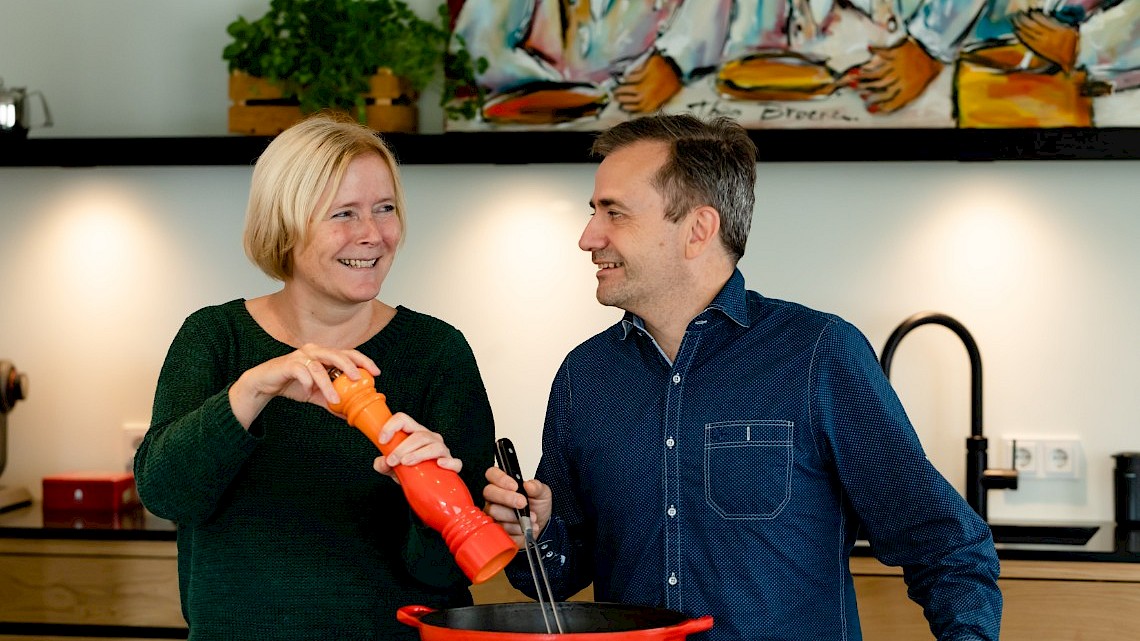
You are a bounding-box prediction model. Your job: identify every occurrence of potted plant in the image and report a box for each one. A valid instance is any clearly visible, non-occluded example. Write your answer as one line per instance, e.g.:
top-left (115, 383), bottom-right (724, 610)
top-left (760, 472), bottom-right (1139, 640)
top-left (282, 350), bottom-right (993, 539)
top-left (222, 0), bottom-right (452, 134)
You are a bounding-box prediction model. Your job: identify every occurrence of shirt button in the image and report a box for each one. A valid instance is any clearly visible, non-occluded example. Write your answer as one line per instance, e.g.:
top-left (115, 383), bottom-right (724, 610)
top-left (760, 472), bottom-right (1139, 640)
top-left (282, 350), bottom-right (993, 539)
top-left (672, 374), bottom-right (681, 384)
top-left (667, 505), bottom-right (677, 517)
top-left (668, 573), bottom-right (678, 586)
top-left (665, 437), bottom-right (675, 448)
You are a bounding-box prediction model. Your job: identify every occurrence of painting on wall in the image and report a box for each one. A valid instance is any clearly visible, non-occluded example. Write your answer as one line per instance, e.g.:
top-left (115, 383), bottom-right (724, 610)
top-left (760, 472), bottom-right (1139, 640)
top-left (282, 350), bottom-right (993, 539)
top-left (442, 0), bottom-right (1140, 132)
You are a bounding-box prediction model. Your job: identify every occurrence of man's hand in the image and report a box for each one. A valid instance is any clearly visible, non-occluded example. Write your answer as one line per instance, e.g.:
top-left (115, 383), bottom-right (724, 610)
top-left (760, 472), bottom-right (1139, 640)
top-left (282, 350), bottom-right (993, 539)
top-left (614, 52), bottom-right (683, 113)
top-left (483, 467), bottom-right (553, 548)
top-left (855, 36), bottom-right (944, 114)
top-left (1013, 10), bottom-right (1079, 73)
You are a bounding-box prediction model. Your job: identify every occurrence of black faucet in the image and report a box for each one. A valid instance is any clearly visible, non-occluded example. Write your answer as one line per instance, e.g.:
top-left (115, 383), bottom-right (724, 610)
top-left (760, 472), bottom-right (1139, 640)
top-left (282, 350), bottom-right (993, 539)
top-left (879, 312), bottom-right (1017, 522)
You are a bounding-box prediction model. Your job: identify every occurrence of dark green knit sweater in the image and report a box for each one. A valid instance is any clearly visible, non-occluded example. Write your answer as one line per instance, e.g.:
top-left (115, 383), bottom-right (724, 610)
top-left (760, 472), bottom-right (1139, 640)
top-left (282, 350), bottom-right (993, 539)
top-left (135, 300), bottom-right (496, 640)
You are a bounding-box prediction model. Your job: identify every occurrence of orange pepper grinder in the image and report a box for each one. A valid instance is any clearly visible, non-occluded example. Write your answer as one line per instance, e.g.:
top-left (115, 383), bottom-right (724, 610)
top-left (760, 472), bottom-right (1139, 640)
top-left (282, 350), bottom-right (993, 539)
top-left (327, 367), bottom-right (518, 584)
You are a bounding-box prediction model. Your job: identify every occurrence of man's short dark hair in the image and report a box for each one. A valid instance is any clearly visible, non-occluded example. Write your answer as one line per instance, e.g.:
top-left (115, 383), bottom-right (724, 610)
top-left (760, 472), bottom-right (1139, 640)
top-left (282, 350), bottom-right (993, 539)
top-left (592, 114), bottom-right (757, 261)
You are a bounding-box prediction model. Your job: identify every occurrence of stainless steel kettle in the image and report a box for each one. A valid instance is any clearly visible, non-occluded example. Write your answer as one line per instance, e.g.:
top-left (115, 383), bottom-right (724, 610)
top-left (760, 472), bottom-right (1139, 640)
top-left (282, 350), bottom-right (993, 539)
top-left (0, 77), bottom-right (54, 138)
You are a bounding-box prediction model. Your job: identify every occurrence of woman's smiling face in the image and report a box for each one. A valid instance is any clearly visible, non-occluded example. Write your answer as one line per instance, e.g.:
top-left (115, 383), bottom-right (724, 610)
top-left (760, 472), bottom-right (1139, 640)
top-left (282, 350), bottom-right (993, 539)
top-left (291, 152), bottom-right (402, 305)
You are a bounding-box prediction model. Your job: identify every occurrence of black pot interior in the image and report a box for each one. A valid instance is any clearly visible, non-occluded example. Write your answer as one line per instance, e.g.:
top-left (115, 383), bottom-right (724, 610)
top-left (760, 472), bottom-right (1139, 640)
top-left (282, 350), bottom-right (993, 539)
top-left (420, 602), bottom-right (688, 633)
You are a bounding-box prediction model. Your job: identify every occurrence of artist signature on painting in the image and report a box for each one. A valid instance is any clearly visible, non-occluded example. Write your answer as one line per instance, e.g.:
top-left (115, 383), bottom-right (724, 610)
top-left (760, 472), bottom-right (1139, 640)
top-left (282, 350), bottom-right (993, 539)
top-left (686, 100), bottom-right (745, 119)
top-left (756, 105), bottom-right (861, 123)
top-left (684, 99), bottom-right (862, 125)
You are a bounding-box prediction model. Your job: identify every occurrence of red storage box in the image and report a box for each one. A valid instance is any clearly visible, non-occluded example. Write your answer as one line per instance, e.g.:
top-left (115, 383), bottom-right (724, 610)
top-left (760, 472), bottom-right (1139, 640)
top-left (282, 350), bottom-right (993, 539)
top-left (42, 472), bottom-right (139, 512)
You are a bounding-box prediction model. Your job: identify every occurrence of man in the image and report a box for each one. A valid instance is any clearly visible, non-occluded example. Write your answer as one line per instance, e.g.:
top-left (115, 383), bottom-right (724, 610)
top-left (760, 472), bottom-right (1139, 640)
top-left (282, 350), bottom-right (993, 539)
top-left (483, 114), bottom-right (1001, 640)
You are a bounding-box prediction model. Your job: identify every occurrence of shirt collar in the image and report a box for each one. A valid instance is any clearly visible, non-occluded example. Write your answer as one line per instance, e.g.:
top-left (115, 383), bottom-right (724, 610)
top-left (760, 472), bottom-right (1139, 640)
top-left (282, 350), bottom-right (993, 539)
top-left (619, 268), bottom-right (751, 339)
top-left (706, 268), bottom-right (751, 329)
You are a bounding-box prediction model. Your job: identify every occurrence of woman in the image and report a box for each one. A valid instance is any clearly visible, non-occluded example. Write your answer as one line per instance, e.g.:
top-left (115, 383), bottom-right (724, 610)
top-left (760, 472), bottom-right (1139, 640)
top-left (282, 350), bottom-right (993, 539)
top-left (135, 114), bottom-right (495, 640)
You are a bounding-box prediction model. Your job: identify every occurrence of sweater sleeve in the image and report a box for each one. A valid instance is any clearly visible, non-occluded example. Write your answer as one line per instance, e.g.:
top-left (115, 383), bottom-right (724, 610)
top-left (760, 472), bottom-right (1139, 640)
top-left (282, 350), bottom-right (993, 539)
top-left (134, 308), bottom-right (260, 525)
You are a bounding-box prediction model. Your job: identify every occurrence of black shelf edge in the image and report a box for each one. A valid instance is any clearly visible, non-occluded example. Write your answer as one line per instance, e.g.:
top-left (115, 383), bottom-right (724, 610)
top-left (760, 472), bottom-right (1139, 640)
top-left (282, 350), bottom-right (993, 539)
top-left (0, 136), bottom-right (273, 168)
top-left (3, 128), bottom-right (1140, 167)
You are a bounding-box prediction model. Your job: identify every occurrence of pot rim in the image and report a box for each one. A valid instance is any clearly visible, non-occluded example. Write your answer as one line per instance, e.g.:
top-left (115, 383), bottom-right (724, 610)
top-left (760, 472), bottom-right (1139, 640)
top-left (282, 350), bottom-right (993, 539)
top-left (397, 603), bottom-right (714, 639)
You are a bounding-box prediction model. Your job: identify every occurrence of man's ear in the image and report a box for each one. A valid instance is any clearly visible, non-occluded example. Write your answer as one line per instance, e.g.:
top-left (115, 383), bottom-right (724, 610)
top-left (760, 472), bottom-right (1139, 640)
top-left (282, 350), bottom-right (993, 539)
top-left (684, 205), bottom-right (721, 260)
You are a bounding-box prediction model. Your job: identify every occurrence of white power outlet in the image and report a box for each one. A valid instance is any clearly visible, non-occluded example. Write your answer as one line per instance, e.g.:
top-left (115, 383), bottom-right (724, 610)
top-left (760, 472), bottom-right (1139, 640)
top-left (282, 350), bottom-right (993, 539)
top-left (1014, 440), bottom-right (1041, 475)
top-left (121, 422), bottom-right (149, 474)
top-left (1043, 439), bottom-right (1081, 479)
top-left (1002, 438), bottom-right (1041, 477)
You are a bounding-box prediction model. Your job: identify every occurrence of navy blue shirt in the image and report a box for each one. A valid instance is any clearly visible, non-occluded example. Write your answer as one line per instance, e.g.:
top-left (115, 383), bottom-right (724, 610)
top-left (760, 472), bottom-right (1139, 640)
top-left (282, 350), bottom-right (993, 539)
top-left (508, 270), bottom-right (1001, 640)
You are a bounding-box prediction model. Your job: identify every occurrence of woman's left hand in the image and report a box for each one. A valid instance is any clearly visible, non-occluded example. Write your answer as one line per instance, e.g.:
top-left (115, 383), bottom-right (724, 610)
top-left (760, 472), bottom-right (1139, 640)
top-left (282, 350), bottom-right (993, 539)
top-left (371, 412), bottom-right (462, 483)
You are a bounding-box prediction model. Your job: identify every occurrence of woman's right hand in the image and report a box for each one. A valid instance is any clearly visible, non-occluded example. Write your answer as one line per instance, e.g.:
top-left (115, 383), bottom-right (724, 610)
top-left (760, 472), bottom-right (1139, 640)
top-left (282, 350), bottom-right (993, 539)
top-left (483, 467), bottom-right (553, 548)
top-left (228, 344), bottom-right (380, 429)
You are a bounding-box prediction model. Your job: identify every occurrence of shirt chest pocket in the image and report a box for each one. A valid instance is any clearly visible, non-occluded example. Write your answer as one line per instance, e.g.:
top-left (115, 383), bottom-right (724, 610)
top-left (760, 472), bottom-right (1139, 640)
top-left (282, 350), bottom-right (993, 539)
top-left (704, 420), bottom-right (793, 520)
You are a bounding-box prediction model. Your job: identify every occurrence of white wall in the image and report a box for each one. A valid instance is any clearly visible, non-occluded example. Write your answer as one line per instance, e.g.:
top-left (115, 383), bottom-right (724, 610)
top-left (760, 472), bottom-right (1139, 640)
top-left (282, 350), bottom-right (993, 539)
top-left (1, 1), bottom-right (1137, 524)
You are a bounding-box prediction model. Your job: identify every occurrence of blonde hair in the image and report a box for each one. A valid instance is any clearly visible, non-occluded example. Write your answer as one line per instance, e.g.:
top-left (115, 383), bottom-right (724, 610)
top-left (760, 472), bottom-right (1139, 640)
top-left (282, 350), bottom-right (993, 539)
top-left (243, 112), bottom-right (407, 281)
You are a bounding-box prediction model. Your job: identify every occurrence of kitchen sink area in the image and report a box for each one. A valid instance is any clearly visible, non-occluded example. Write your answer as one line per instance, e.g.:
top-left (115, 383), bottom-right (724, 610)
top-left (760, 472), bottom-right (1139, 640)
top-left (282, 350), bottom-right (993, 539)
top-left (988, 523), bottom-right (1099, 546)
top-left (985, 521), bottom-right (1140, 558)
top-left (857, 520), bottom-right (1136, 558)
top-left (873, 314), bottom-right (1130, 556)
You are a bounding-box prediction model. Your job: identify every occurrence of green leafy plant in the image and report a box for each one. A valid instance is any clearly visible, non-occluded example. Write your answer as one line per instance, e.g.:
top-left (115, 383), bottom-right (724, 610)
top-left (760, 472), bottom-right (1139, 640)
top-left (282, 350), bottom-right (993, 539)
top-left (222, 0), bottom-right (452, 120)
top-left (442, 33), bottom-right (489, 121)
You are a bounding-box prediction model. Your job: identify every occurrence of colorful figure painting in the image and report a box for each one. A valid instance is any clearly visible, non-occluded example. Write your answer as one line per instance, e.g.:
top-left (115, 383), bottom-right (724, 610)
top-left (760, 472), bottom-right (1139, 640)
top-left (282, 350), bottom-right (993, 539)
top-left (443, 0), bottom-right (1140, 130)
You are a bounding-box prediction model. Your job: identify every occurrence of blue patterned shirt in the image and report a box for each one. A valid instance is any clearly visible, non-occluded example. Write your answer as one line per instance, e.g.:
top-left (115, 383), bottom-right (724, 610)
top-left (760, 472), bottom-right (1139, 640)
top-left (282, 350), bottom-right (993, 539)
top-left (507, 269), bottom-right (1001, 640)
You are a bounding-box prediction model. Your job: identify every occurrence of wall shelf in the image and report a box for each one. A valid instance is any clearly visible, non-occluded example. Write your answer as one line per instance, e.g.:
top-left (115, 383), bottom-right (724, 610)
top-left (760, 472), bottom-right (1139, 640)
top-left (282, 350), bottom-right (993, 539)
top-left (2, 128), bottom-right (1139, 167)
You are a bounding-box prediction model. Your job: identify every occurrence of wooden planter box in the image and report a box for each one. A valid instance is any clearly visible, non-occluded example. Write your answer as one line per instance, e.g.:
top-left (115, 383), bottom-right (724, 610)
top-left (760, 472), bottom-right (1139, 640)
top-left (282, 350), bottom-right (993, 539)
top-left (227, 69), bottom-right (417, 135)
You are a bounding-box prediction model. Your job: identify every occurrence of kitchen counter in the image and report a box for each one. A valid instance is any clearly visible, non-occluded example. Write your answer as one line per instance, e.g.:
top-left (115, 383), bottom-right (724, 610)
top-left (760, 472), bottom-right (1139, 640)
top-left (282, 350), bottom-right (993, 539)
top-left (0, 504), bottom-right (175, 541)
top-left (851, 525), bottom-right (1140, 640)
top-left (0, 504), bottom-right (183, 639)
top-left (989, 521), bottom-right (1140, 562)
top-left (471, 520), bottom-right (1140, 640)
top-left (2, 502), bottom-right (1136, 560)
top-left (3, 504), bottom-right (1137, 640)
top-left (853, 520), bottom-right (1140, 563)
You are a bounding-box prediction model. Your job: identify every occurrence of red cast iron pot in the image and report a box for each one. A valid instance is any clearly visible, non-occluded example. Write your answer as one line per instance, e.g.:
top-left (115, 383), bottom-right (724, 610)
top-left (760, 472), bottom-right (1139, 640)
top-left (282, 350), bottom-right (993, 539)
top-left (398, 602), bottom-right (714, 640)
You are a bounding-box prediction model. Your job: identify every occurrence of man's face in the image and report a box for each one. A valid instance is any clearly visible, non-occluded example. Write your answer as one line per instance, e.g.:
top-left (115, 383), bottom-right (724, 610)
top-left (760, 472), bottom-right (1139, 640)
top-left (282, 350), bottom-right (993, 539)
top-left (581, 141), bottom-right (688, 318)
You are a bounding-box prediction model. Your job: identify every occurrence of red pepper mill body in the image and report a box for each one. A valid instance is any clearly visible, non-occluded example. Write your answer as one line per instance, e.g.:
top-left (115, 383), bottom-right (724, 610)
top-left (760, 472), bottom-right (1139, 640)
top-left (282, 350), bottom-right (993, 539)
top-left (327, 368), bottom-right (518, 584)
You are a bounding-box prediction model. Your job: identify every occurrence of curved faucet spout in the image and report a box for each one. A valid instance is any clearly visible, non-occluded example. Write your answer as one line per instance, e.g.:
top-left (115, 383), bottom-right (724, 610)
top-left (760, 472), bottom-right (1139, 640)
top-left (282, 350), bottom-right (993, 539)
top-left (880, 312), bottom-right (982, 439)
top-left (879, 312), bottom-right (1016, 522)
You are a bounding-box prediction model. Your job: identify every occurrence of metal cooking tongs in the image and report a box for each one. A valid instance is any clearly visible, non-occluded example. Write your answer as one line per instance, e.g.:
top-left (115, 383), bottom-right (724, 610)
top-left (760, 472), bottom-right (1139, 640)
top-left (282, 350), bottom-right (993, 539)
top-left (495, 438), bottom-right (565, 634)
